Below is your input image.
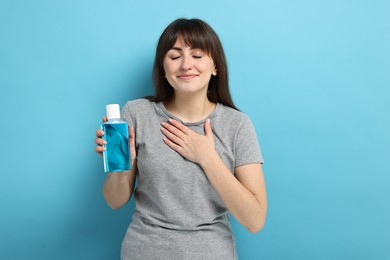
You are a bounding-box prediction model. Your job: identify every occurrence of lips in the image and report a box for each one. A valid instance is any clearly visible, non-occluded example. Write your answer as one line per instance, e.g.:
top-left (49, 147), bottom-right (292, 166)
top-left (177, 74), bottom-right (198, 80)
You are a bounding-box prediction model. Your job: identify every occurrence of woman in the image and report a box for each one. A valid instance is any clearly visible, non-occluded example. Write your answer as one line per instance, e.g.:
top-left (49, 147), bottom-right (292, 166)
top-left (95, 18), bottom-right (267, 260)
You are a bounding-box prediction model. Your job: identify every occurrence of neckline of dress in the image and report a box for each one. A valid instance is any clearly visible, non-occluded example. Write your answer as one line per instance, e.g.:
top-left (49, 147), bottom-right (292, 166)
top-left (157, 101), bottom-right (220, 126)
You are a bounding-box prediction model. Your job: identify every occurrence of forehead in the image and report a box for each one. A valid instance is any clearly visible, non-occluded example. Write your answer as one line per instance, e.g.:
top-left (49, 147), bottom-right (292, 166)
top-left (172, 36), bottom-right (188, 47)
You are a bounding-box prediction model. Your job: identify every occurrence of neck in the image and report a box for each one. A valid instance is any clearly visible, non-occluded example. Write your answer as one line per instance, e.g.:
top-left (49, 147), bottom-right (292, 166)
top-left (164, 92), bottom-right (216, 123)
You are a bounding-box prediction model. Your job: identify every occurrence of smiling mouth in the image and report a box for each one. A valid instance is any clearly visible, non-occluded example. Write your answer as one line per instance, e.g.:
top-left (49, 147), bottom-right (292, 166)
top-left (177, 74), bottom-right (199, 80)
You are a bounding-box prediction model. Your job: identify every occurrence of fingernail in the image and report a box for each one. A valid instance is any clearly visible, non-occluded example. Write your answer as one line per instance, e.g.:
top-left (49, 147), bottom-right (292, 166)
top-left (206, 118), bottom-right (210, 123)
top-left (168, 118), bottom-right (174, 123)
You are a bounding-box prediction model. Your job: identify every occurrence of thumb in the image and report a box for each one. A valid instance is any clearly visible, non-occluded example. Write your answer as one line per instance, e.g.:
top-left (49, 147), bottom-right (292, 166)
top-left (204, 118), bottom-right (213, 138)
top-left (129, 127), bottom-right (137, 161)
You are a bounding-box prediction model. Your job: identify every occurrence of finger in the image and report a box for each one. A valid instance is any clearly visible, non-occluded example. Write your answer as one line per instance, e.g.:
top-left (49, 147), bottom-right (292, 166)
top-left (95, 137), bottom-right (107, 146)
top-left (204, 118), bottom-right (213, 138)
top-left (167, 119), bottom-right (191, 135)
top-left (96, 129), bottom-right (105, 137)
top-left (160, 127), bottom-right (183, 146)
top-left (129, 126), bottom-right (135, 141)
top-left (95, 145), bottom-right (106, 155)
top-left (163, 137), bottom-right (183, 155)
top-left (102, 116), bottom-right (108, 123)
top-left (161, 121), bottom-right (187, 140)
top-left (129, 127), bottom-right (137, 161)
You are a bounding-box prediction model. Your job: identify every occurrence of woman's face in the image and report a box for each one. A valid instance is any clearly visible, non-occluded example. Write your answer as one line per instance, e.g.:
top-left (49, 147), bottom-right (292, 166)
top-left (163, 36), bottom-right (217, 97)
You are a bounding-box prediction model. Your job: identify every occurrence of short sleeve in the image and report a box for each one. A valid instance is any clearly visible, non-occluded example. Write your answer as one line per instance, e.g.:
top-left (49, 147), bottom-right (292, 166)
top-left (121, 102), bottom-right (134, 129)
top-left (234, 117), bottom-right (264, 168)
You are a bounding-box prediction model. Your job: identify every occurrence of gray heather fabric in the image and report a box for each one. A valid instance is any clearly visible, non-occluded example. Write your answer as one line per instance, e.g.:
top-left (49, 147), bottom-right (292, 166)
top-left (120, 99), bottom-right (263, 260)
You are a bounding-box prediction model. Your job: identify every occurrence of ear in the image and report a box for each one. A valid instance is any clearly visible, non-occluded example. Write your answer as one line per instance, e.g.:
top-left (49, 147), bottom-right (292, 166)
top-left (212, 66), bottom-right (217, 76)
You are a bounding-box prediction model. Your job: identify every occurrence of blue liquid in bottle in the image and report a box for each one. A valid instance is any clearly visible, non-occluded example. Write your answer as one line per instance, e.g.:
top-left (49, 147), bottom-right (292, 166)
top-left (101, 104), bottom-right (131, 173)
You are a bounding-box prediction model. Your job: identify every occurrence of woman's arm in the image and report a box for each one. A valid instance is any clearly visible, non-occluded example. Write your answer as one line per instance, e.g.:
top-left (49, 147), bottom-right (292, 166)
top-left (161, 119), bottom-right (267, 233)
top-left (102, 168), bottom-right (137, 210)
top-left (95, 119), bottom-right (137, 210)
top-left (200, 155), bottom-right (267, 234)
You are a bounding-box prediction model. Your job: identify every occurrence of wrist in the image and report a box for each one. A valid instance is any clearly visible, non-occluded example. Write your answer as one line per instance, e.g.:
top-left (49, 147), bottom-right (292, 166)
top-left (199, 150), bottom-right (220, 170)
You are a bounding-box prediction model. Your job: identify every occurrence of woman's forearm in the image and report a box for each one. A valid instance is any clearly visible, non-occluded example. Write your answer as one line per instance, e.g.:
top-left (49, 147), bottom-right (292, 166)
top-left (200, 152), bottom-right (267, 234)
top-left (103, 170), bottom-right (136, 210)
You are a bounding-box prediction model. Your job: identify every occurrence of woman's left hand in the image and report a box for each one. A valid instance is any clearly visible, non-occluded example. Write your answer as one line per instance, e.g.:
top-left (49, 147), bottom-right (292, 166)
top-left (160, 118), bottom-right (215, 164)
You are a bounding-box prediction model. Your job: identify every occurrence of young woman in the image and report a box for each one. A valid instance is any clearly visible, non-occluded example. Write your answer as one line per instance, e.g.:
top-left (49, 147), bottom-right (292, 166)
top-left (95, 18), bottom-right (267, 260)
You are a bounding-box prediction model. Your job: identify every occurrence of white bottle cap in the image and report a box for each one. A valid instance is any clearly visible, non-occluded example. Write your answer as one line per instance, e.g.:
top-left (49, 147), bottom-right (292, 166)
top-left (106, 104), bottom-right (121, 120)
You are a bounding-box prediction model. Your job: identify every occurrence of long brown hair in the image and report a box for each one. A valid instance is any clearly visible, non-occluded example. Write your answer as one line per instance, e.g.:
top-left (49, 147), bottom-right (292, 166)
top-left (149, 18), bottom-right (238, 110)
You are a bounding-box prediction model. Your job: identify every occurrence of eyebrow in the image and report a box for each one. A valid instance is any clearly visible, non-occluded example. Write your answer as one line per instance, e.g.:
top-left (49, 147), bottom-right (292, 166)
top-left (170, 47), bottom-right (183, 51)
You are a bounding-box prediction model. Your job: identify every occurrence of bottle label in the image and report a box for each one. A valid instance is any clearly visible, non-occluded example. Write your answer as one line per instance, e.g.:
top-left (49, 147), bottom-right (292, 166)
top-left (101, 122), bottom-right (131, 173)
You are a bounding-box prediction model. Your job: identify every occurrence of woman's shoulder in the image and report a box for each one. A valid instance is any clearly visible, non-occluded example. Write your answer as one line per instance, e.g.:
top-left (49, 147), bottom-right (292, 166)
top-left (216, 104), bottom-right (259, 141)
top-left (123, 98), bottom-right (155, 113)
top-left (217, 103), bottom-right (251, 123)
top-left (121, 98), bottom-right (159, 122)
top-left (124, 98), bottom-right (153, 108)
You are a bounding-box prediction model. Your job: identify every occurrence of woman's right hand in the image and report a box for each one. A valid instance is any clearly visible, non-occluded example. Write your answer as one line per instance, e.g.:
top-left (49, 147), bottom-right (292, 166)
top-left (95, 116), bottom-right (108, 157)
top-left (94, 116), bottom-right (137, 166)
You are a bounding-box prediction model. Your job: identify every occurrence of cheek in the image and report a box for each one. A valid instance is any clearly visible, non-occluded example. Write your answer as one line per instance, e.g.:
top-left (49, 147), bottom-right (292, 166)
top-left (162, 60), bottom-right (168, 73)
top-left (201, 59), bottom-right (216, 73)
top-left (163, 61), bottom-right (176, 76)
top-left (162, 63), bottom-right (174, 85)
top-left (203, 64), bottom-right (216, 75)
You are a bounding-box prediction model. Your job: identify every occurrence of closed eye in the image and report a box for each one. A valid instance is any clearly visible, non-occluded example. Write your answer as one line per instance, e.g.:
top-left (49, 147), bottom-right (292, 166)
top-left (193, 55), bottom-right (202, 59)
top-left (171, 56), bottom-right (181, 60)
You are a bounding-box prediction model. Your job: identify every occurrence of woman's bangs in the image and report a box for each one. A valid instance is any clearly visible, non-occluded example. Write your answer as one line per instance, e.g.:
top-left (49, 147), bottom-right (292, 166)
top-left (179, 28), bottom-right (212, 55)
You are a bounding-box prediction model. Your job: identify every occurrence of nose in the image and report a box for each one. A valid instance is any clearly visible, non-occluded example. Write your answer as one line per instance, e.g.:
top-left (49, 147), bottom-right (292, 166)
top-left (180, 55), bottom-right (192, 71)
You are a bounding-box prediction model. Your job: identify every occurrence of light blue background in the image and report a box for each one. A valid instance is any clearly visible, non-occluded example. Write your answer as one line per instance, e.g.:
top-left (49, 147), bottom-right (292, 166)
top-left (0, 0), bottom-right (389, 259)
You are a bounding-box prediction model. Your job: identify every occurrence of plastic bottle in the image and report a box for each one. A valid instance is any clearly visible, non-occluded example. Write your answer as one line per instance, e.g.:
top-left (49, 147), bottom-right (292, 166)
top-left (101, 104), bottom-right (131, 173)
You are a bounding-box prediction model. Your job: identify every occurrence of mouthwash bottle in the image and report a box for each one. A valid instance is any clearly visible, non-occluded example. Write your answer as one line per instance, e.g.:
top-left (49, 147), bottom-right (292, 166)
top-left (101, 104), bottom-right (131, 173)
